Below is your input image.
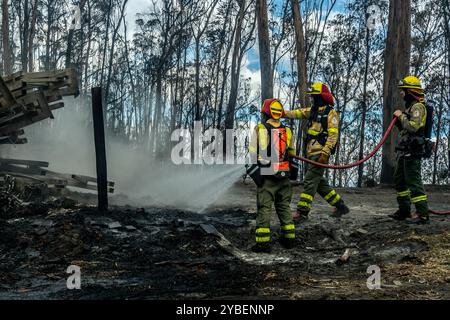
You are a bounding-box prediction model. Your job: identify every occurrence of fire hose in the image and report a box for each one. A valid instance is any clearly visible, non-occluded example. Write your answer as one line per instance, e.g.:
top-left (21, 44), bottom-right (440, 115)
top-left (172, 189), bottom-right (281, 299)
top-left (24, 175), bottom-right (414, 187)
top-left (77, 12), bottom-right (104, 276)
top-left (288, 116), bottom-right (450, 216)
top-left (289, 116), bottom-right (398, 169)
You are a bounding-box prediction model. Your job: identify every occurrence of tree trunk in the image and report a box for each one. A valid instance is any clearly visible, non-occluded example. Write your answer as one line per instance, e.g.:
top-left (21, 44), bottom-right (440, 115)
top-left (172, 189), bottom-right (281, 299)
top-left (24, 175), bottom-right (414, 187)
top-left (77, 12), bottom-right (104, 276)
top-left (291, 0), bottom-right (310, 175)
top-left (179, 45), bottom-right (188, 129)
top-left (44, 0), bottom-right (52, 71)
top-left (193, 1), bottom-right (218, 123)
top-left (381, 0), bottom-right (411, 184)
top-left (224, 0), bottom-right (246, 130)
top-left (124, 16), bottom-right (139, 140)
top-left (194, 39), bottom-right (201, 121)
top-left (217, 21), bottom-right (237, 128)
top-left (444, 0), bottom-right (450, 182)
top-left (291, 0), bottom-right (308, 108)
top-left (150, 71), bottom-right (163, 156)
top-left (2, 0), bottom-right (12, 74)
top-left (65, 15), bottom-right (75, 67)
top-left (84, 0), bottom-right (92, 92)
top-left (27, 0), bottom-right (38, 72)
top-left (358, 27), bottom-right (371, 187)
top-left (212, 2), bottom-right (233, 128)
top-left (172, 45), bottom-right (182, 133)
top-left (21, 0), bottom-right (30, 72)
top-left (99, 0), bottom-right (113, 87)
top-left (104, 0), bottom-right (128, 107)
top-left (256, 0), bottom-right (273, 102)
top-left (432, 87), bottom-right (443, 184)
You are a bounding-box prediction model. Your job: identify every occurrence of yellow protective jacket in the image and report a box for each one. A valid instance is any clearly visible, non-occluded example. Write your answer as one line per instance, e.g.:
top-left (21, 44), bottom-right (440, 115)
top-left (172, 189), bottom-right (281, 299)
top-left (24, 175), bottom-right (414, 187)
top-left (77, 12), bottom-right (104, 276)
top-left (248, 119), bottom-right (296, 161)
top-left (284, 106), bottom-right (339, 158)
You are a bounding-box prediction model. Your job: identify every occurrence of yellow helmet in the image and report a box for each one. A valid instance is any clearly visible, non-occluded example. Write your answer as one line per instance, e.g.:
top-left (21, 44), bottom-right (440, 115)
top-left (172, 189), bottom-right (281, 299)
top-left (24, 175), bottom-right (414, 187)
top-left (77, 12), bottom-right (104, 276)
top-left (306, 82), bottom-right (334, 105)
top-left (261, 98), bottom-right (284, 120)
top-left (307, 82), bottom-right (324, 95)
top-left (398, 76), bottom-right (423, 90)
top-left (269, 100), bottom-right (284, 120)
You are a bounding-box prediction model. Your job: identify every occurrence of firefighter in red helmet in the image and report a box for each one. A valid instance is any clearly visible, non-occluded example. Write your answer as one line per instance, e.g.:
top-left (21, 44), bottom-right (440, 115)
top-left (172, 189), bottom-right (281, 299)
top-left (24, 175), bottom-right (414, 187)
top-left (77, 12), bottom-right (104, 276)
top-left (283, 82), bottom-right (350, 222)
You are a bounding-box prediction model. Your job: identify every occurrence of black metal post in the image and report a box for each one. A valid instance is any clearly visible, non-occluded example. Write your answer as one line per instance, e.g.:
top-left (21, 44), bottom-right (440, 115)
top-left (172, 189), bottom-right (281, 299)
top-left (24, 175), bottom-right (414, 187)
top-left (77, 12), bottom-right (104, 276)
top-left (91, 87), bottom-right (108, 212)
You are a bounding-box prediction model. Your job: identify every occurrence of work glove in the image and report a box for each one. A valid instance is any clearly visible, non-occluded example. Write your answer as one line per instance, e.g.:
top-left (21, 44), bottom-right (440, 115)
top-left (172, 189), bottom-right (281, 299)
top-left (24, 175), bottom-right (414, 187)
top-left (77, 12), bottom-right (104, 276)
top-left (317, 152), bottom-right (330, 164)
top-left (393, 110), bottom-right (403, 118)
top-left (257, 156), bottom-right (271, 166)
top-left (281, 109), bottom-right (290, 118)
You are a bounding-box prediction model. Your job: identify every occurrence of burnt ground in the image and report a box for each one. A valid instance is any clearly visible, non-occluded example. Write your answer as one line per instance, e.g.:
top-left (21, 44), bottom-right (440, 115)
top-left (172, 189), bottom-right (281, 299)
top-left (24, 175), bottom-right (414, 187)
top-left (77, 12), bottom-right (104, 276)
top-left (0, 181), bottom-right (449, 300)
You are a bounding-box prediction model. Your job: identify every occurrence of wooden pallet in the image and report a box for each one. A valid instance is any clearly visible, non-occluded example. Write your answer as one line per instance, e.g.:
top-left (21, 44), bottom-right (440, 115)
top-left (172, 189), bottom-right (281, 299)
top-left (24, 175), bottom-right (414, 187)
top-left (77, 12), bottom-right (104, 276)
top-left (0, 75), bottom-right (18, 111)
top-left (0, 68), bottom-right (79, 144)
top-left (0, 158), bottom-right (115, 194)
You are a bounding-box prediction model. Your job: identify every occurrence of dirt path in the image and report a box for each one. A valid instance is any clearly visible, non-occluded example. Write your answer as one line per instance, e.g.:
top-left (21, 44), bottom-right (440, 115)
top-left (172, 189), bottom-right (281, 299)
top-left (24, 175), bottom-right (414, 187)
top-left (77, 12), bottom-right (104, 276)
top-left (0, 182), bottom-right (449, 299)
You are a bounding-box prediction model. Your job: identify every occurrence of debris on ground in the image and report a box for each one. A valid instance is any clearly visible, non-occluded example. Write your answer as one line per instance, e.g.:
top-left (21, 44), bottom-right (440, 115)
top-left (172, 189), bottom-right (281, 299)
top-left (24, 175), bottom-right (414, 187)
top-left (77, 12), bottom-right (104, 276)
top-left (0, 182), bottom-right (449, 299)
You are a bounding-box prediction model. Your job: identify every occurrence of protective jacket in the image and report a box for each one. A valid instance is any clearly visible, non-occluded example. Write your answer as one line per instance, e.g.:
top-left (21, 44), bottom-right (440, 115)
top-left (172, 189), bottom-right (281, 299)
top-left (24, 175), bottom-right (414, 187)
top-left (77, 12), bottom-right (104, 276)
top-left (285, 106), bottom-right (339, 158)
top-left (249, 119), bottom-right (296, 177)
top-left (397, 102), bottom-right (427, 156)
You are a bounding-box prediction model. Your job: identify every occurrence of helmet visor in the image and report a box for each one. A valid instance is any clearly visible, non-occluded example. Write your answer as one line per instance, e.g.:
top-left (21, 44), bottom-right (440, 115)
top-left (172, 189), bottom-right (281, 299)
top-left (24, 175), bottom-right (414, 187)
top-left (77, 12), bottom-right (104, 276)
top-left (269, 101), bottom-right (284, 119)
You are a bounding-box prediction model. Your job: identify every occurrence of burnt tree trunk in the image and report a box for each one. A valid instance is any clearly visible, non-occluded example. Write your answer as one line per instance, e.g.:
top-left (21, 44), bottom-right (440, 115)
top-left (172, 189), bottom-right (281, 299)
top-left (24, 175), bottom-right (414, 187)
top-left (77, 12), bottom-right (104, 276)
top-left (27, 0), bottom-right (37, 72)
top-left (224, 0), bottom-right (246, 130)
top-left (21, 0), bottom-right (30, 72)
top-left (291, 0), bottom-right (309, 179)
top-left (381, 0), bottom-right (411, 184)
top-left (291, 0), bottom-right (308, 109)
top-left (2, 0), bottom-right (12, 74)
top-left (358, 26), bottom-right (371, 187)
top-left (256, 0), bottom-right (273, 102)
top-left (217, 20), bottom-right (237, 128)
top-left (444, 0), bottom-right (450, 181)
top-left (432, 86), bottom-right (443, 184)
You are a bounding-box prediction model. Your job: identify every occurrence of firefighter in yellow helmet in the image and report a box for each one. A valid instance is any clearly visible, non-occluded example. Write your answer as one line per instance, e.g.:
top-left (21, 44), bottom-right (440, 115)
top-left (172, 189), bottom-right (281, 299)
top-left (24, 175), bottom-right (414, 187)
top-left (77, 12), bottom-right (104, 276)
top-left (248, 99), bottom-right (296, 253)
top-left (390, 76), bottom-right (429, 225)
top-left (283, 82), bottom-right (350, 221)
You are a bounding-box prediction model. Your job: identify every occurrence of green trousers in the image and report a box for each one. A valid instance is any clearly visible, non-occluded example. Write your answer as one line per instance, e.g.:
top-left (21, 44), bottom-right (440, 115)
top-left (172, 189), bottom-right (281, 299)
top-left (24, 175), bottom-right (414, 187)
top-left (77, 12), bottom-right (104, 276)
top-left (255, 177), bottom-right (295, 243)
top-left (394, 156), bottom-right (429, 218)
top-left (297, 161), bottom-right (342, 213)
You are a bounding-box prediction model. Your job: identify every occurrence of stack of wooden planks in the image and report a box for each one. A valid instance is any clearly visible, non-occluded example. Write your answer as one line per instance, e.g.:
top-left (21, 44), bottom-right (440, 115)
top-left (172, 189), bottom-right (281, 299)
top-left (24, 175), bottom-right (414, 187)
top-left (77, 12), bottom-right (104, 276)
top-left (0, 158), bottom-right (115, 194)
top-left (0, 69), bottom-right (115, 195)
top-left (0, 68), bottom-right (79, 144)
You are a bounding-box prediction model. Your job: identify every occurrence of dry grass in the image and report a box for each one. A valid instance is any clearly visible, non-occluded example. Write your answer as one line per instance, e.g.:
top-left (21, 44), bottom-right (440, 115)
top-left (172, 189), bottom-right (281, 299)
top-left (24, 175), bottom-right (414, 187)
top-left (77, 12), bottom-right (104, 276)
top-left (384, 231), bottom-right (450, 284)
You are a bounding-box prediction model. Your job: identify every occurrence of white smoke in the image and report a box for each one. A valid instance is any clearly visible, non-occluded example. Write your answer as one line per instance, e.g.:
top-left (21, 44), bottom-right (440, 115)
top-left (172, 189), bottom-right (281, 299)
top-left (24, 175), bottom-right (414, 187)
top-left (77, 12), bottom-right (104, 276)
top-left (2, 96), bottom-right (245, 212)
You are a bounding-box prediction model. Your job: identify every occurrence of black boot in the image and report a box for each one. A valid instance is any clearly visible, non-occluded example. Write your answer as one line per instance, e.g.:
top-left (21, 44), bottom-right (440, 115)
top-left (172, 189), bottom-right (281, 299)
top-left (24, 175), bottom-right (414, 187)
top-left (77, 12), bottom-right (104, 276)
top-left (331, 200), bottom-right (350, 218)
top-left (388, 209), bottom-right (411, 221)
top-left (279, 237), bottom-right (295, 249)
top-left (251, 243), bottom-right (271, 253)
top-left (407, 216), bottom-right (429, 225)
top-left (293, 210), bottom-right (309, 223)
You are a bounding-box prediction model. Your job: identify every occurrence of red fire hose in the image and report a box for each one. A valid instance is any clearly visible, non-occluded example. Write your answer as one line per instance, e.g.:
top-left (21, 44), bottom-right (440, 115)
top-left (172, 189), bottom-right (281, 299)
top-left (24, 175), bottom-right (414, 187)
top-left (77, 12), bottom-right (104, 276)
top-left (289, 116), bottom-right (398, 169)
top-left (289, 116), bottom-right (450, 216)
top-left (428, 209), bottom-right (450, 215)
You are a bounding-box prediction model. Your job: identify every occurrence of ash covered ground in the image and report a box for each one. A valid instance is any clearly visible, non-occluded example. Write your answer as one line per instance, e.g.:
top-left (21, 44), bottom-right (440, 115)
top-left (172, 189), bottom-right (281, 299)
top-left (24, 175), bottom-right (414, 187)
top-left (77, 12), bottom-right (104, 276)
top-left (0, 182), bottom-right (449, 300)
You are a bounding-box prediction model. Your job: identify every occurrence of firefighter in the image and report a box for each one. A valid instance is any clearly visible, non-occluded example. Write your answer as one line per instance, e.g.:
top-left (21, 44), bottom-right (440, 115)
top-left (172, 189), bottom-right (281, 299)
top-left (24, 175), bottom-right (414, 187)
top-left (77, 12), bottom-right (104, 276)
top-left (390, 76), bottom-right (429, 225)
top-left (283, 82), bottom-right (350, 221)
top-left (248, 99), bottom-right (296, 253)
